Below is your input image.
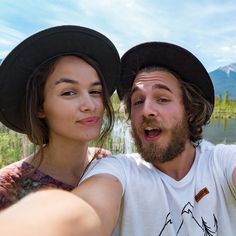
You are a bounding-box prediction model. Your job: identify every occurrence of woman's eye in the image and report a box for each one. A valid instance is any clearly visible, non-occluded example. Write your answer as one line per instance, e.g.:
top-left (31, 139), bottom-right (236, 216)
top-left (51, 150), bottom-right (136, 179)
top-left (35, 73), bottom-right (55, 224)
top-left (90, 90), bottom-right (102, 96)
top-left (61, 91), bottom-right (76, 96)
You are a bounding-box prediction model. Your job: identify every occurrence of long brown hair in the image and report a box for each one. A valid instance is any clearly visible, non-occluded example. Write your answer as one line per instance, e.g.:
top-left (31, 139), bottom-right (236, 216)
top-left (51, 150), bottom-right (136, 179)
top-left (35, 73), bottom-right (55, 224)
top-left (23, 55), bottom-right (114, 171)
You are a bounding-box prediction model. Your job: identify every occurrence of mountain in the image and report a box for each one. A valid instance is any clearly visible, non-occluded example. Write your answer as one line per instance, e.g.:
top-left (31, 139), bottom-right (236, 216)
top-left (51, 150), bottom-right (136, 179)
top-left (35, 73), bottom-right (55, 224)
top-left (209, 63), bottom-right (236, 99)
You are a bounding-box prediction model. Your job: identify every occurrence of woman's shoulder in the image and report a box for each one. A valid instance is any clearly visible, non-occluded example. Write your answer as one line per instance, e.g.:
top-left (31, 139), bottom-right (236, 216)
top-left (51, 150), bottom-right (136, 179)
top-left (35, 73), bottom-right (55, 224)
top-left (0, 159), bottom-right (30, 209)
top-left (0, 159), bottom-right (33, 192)
top-left (0, 159), bottom-right (28, 179)
top-left (0, 159), bottom-right (75, 210)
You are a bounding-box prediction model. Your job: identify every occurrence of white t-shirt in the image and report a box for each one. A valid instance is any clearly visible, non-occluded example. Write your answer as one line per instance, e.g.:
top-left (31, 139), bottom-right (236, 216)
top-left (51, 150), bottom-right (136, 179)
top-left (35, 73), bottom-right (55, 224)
top-left (81, 141), bottom-right (236, 235)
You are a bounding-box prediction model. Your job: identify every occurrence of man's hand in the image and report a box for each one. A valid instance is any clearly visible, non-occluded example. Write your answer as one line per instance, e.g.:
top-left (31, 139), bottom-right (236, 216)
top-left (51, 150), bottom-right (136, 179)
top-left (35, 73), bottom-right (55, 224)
top-left (88, 147), bottom-right (112, 159)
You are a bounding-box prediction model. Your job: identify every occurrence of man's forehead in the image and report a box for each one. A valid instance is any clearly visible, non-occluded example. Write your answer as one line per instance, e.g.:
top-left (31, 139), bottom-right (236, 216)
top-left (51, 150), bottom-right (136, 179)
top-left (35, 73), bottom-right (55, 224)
top-left (130, 70), bottom-right (183, 99)
top-left (132, 76), bottom-right (158, 89)
top-left (132, 70), bottom-right (175, 88)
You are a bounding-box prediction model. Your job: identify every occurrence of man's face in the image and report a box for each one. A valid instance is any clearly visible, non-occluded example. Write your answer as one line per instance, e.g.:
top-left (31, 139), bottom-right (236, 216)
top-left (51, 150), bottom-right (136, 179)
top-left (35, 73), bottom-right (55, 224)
top-left (130, 70), bottom-right (189, 164)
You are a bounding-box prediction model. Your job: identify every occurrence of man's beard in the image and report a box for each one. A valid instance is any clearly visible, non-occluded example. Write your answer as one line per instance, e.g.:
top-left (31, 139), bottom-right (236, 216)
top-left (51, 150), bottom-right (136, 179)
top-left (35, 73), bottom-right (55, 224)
top-left (131, 117), bottom-right (189, 164)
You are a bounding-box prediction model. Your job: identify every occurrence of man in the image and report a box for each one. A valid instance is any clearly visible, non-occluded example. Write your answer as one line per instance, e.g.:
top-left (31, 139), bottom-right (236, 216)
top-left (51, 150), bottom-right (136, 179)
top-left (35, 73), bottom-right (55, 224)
top-left (0, 42), bottom-right (236, 236)
top-left (76, 42), bottom-right (236, 235)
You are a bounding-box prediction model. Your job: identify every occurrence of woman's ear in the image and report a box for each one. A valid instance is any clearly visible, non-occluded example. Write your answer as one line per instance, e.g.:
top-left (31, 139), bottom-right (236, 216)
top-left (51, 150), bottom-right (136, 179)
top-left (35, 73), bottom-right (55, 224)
top-left (37, 109), bottom-right (45, 118)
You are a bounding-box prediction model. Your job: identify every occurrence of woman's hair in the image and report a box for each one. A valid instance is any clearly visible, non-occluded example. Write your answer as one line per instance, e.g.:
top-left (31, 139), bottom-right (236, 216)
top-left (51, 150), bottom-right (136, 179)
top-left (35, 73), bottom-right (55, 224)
top-left (24, 55), bottom-right (114, 162)
top-left (123, 66), bottom-right (213, 143)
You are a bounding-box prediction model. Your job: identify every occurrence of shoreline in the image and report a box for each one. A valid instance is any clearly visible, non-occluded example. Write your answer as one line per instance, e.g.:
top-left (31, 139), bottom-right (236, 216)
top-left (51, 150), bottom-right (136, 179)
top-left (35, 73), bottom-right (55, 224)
top-left (212, 112), bottom-right (236, 119)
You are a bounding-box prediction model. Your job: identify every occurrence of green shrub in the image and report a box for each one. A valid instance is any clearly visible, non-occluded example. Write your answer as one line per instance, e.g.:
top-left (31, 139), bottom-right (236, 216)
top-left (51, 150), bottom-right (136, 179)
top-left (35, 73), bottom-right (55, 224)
top-left (0, 132), bottom-right (21, 168)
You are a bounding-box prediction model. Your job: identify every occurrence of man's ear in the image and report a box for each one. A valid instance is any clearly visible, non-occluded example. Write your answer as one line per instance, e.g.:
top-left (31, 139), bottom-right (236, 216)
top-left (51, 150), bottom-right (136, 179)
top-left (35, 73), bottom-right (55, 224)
top-left (187, 111), bottom-right (193, 123)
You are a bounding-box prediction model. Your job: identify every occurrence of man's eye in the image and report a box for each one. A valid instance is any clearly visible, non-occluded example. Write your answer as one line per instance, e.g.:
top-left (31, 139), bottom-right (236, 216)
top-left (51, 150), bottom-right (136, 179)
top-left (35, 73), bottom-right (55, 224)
top-left (132, 100), bottom-right (143, 106)
top-left (157, 98), bottom-right (170, 103)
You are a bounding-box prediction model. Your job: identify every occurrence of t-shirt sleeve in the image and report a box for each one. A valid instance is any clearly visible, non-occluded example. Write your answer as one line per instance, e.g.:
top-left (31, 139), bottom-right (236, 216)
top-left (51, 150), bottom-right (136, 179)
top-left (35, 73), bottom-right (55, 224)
top-left (80, 154), bottom-right (133, 194)
top-left (215, 144), bottom-right (236, 191)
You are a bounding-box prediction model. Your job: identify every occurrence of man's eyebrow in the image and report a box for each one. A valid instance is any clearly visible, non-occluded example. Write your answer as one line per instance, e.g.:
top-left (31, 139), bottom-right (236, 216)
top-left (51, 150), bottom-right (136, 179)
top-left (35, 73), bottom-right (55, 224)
top-left (130, 86), bottom-right (139, 97)
top-left (131, 83), bottom-right (173, 96)
top-left (153, 84), bottom-right (173, 93)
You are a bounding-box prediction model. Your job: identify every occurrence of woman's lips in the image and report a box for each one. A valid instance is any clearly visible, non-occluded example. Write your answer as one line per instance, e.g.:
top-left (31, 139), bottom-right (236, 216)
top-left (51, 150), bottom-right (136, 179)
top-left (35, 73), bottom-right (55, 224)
top-left (77, 117), bottom-right (100, 125)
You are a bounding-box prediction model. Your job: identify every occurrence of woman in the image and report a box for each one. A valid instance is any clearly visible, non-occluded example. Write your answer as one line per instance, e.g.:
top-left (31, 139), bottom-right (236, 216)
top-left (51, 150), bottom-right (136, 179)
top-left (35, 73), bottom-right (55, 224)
top-left (0, 25), bottom-right (120, 209)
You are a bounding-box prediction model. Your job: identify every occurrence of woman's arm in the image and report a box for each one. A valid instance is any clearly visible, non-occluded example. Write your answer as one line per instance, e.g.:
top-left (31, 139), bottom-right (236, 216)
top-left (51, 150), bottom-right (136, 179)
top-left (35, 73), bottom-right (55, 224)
top-left (0, 175), bottom-right (123, 236)
top-left (73, 174), bottom-right (123, 235)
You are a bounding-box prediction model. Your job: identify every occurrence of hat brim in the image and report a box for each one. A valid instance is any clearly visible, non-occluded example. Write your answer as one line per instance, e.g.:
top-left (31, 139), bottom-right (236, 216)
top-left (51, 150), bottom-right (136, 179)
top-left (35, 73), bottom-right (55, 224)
top-left (0, 25), bottom-right (120, 133)
top-left (118, 42), bottom-right (214, 107)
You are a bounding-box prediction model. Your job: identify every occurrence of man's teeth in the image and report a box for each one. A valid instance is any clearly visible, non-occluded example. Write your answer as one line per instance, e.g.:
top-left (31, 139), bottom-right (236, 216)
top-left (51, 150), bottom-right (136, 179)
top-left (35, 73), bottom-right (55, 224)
top-left (145, 127), bottom-right (154, 131)
top-left (144, 126), bottom-right (161, 137)
top-left (145, 127), bottom-right (159, 131)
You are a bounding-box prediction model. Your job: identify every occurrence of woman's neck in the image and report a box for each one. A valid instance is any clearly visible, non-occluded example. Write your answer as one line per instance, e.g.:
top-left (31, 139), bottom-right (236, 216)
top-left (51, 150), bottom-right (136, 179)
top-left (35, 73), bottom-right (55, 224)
top-left (31, 140), bottom-right (91, 186)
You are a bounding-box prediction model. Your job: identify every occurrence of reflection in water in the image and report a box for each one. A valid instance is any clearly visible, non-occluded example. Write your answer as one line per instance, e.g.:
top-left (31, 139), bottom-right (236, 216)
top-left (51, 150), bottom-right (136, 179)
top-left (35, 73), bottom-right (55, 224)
top-left (107, 118), bottom-right (236, 154)
top-left (203, 118), bottom-right (236, 144)
top-left (106, 119), bottom-right (136, 154)
top-left (223, 118), bottom-right (228, 131)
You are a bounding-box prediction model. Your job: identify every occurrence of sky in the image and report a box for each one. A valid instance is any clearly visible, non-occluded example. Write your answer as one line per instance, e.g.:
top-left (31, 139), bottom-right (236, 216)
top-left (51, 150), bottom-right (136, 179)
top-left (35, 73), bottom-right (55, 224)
top-left (1, 0), bottom-right (236, 72)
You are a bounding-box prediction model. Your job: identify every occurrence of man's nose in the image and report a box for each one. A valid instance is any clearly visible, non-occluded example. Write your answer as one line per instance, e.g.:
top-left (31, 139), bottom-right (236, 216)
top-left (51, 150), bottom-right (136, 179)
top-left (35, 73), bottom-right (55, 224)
top-left (142, 99), bottom-right (158, 118)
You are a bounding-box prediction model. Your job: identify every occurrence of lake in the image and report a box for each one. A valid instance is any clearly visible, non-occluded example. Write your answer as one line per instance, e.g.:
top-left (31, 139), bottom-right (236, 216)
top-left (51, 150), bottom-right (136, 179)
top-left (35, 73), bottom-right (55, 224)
top-left (203, 118), bottom-right (236, 144)
top-left (109, 118), bottom-right (236, 154)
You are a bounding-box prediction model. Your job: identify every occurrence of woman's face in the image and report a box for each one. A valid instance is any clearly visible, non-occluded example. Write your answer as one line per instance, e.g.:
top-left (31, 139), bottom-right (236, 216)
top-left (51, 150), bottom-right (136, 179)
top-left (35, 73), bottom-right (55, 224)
top-left (39, 56), bottom-right (105, 144)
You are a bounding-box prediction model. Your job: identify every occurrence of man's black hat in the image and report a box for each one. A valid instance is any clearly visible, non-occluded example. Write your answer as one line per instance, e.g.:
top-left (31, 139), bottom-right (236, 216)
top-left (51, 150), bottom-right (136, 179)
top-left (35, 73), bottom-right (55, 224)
top-left (118, 42), bottom-right (214, 108)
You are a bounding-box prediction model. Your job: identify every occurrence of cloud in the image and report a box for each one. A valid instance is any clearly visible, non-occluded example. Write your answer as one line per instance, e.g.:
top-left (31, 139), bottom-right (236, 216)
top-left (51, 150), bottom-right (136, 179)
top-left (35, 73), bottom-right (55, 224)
top-left (0, 23), bottom-right (27, 58)
top-left (74, 0), bottom-right (172, 51)
top-left (0, 0), bottom-right (236, 70)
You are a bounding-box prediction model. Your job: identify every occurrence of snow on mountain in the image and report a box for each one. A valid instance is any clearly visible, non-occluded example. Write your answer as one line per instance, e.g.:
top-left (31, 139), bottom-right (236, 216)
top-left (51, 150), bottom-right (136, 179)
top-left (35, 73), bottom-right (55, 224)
top-left (209, 63), bottom-right (236, 99)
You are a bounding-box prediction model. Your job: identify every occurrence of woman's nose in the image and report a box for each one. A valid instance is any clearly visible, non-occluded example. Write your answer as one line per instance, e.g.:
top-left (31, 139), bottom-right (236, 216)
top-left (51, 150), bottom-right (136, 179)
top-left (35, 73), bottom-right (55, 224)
top-left (79, 95), bottom-right (96, 112)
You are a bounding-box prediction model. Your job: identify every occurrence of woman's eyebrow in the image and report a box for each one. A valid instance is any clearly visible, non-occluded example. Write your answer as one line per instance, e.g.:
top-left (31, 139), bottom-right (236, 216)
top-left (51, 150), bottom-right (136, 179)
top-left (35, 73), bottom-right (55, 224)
top-left (55, 78), bottom-right (78, 85)
top-left (55, 78), bottom-right (102, 87)
top-left (91, 81), bottom-right (102, 87)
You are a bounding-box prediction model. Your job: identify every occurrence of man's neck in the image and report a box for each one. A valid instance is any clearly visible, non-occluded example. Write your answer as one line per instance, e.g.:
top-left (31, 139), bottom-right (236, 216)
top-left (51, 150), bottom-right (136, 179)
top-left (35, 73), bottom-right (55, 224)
top-left (153, 141), bottom-right (196, 181)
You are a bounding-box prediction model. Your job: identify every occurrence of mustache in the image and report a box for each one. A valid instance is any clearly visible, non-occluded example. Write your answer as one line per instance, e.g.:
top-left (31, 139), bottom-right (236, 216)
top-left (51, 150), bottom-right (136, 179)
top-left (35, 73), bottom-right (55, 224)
top-left (140, 117), bottom-right (164, 129)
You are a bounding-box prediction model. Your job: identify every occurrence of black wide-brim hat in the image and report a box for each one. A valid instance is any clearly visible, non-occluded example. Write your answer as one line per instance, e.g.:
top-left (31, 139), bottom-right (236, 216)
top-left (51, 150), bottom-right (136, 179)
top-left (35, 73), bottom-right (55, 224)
top-left (0, 25), bottom-right (120, 133)
top-left (118, 42), bottom-right (214, 107)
